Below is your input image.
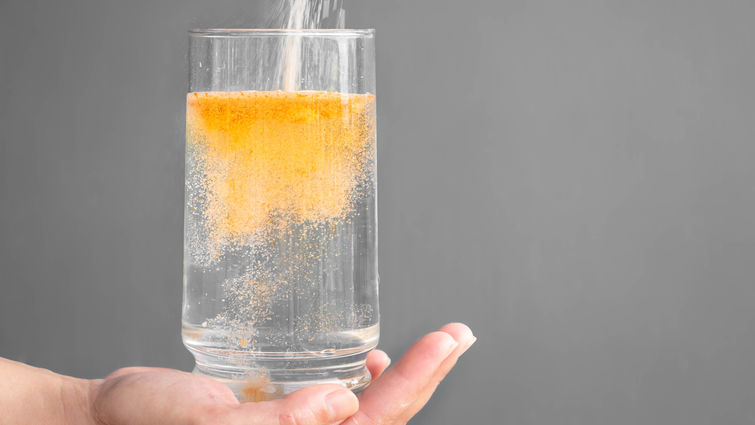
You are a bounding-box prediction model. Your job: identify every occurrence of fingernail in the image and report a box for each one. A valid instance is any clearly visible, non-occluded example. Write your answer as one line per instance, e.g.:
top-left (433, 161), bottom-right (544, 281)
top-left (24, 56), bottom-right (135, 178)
top-left (379, 350), bottom-right (392, 367)
top-left (325, 389), bottom-right (358, 420)
top-left (441, 334), bottom-right (459, 357)
top-left (462, 336), bottom-right (477, 353)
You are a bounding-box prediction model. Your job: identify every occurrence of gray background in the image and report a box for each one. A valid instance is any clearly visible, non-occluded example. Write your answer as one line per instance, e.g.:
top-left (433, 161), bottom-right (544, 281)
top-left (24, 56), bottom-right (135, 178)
top-left (2, 0), bottom-right (755, 424)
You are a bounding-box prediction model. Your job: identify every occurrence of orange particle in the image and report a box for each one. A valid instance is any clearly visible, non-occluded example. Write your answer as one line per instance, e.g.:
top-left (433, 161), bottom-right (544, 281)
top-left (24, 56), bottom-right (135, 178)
top-left (186, 91), bottom-right (375, 247)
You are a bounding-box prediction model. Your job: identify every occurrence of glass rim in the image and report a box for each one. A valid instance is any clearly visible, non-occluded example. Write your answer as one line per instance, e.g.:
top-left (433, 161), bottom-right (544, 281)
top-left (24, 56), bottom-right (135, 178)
top-left (189, 28), bottom-right (375, 38)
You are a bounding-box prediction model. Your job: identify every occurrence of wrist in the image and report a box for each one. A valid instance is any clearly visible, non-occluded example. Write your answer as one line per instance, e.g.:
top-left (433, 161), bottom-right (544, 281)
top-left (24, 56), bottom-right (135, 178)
top-left (59, 374), bottom-right (103, 425)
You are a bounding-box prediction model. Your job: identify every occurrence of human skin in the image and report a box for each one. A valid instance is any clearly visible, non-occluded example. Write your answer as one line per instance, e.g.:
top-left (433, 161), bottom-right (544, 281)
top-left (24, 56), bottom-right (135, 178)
top-left (0, 323), bottom-right (475, 425)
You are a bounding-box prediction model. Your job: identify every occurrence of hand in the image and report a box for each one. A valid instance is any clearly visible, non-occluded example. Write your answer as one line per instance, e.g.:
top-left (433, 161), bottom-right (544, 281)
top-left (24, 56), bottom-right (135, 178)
top-left (88, 323), bottom-right (476, 425)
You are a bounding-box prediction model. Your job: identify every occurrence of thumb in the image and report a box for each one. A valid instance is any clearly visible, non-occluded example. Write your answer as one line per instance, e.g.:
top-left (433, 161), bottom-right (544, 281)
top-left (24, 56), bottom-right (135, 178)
top-left (230, 384), bottom-right (359, 425)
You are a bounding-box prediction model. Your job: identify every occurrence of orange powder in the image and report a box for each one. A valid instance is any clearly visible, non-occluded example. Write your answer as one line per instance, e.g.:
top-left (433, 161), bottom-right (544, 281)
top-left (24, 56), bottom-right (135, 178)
top-left (186, 91), bottom-right (375, 247)
top-left (239, 372), bottom-right (282, 402)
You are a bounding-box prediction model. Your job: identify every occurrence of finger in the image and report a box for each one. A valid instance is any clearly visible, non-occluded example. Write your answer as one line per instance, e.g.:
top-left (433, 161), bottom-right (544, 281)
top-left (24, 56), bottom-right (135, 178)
top-left (341, 331), bottom-right (459, 425)
top-left (366, 350), bottom-right (391, 380)
top-left (229, 384), bottom-right (359, 425)
top-left (405, 323), bottom-right (476, 414)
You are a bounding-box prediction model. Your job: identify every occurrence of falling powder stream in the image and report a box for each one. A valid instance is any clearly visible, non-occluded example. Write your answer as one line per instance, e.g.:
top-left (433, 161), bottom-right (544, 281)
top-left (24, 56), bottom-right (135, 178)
top-left (277, 0), bottom-right (346, 90)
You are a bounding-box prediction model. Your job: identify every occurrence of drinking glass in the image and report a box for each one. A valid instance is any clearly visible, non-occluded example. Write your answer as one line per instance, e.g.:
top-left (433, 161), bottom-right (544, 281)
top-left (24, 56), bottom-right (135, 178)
top-left (183, 29), bottom-right (378, 401)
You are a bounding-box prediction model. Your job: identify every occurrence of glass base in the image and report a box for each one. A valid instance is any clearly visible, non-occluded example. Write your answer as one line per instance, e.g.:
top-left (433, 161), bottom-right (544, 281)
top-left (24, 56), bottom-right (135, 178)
top-left (190, 350), bottom-right (373, 402)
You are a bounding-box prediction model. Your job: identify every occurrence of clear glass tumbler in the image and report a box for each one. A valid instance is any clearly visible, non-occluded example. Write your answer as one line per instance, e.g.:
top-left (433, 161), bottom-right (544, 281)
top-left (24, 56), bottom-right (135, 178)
top-left (182, 29), bottom-right (378, 401)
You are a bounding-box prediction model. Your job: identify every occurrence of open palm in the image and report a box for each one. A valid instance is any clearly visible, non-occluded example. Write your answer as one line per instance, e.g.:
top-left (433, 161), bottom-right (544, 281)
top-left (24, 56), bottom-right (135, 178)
top-left (91, 323), bottom-right (475, 425)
